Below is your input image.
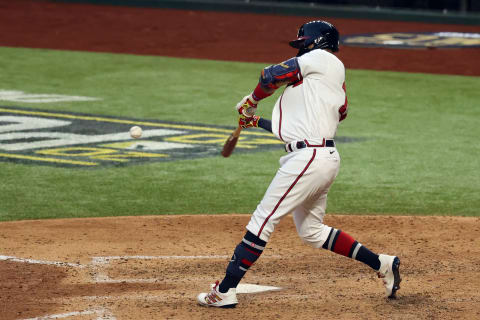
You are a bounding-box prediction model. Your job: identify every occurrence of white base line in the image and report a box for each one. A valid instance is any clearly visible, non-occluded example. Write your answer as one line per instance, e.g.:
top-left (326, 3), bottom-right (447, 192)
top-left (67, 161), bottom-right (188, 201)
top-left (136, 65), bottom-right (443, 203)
top-left (80, 282), bottom-right (283, 301)
top-left (92, 277), bottom-right (159, 284)
top-left (21, 308), bottom-right (115, 320)
top-left (89, 255), bottom-right (282, 283)
top-left (0, 255), bottom-right (85, 268)
top-left (2, 254), bottom-right (282, 318)
top-left (92, 255), bottom-right (230, 262)
top-left (90, 255), bottom-right (231, 283)
top-left (0, 254), bottom-right (282, 284)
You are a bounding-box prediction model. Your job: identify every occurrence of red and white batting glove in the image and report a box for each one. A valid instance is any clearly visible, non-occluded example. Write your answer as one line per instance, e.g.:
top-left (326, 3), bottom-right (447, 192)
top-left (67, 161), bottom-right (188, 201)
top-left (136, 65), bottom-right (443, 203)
top-left (235, 94), bottom-right (258, 117)
top-left (239, 115), bottom-right (260, 129)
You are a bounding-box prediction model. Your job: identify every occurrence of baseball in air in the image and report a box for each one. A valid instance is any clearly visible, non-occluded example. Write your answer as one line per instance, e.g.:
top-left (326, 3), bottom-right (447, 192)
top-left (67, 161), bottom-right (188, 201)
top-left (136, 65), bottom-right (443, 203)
top-left (129, 126), bottom-right (142, 139)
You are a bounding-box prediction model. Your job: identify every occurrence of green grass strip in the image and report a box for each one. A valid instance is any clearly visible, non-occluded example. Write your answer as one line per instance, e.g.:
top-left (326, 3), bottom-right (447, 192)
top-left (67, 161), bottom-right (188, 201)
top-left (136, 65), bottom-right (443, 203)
top-left (0, 47), bottom-right (478, 220)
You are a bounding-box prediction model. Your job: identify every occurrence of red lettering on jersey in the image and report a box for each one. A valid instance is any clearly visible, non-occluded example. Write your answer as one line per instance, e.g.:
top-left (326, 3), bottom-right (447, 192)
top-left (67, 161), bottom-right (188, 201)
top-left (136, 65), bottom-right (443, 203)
top-left (339, 82), bottom-right (348, 122)
top-left (278, 90), bottom-right (285, 142)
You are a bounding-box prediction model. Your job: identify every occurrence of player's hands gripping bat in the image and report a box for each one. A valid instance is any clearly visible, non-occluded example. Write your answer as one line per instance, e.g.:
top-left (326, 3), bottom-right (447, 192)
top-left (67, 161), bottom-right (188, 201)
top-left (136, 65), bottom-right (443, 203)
top-left (235, 94), bottom-right (258, 118)
top-left (222, 97), bottom-right (258, 158)
top-left (221, 115), bottom-right (261, 157)
top-left (239, 115), bottom-right (260, 129)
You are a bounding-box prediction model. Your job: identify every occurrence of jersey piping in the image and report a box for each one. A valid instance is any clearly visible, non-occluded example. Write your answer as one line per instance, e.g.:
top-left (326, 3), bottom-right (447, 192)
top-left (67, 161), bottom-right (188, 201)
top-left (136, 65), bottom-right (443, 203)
top-left (278, 89), bottom-right (285, 142)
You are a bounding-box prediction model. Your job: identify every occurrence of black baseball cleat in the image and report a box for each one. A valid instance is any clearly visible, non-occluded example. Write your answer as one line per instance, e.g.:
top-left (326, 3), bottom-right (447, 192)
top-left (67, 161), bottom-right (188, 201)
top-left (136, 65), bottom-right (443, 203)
top-left (378, 254), bottom-right (402, 299)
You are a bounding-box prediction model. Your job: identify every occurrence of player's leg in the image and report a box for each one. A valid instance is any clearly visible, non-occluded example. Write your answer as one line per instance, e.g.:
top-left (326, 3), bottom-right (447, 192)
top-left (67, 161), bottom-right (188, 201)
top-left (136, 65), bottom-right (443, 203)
top-left (247, 149), bottom-right (339, 242)
top-left (197, 150), bottom-right (323, 307)
top-left (322, 226), bottom-right (401, 298)
top-left (292, 192), bottom-right (331, 248)
top-left (223, 151), bottom-right (319, 289)
top-left (293, 193), bottom-right (401, 298)
top-left (220, 151), bottom-right (338, 290)
top-left (196, 229), bottom-right (264, 308)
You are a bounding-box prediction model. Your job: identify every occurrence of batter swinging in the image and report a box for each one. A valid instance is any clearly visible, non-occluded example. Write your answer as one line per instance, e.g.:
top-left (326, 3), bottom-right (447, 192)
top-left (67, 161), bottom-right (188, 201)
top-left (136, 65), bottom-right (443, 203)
top-left (197, 20), bottom-right (401, 308)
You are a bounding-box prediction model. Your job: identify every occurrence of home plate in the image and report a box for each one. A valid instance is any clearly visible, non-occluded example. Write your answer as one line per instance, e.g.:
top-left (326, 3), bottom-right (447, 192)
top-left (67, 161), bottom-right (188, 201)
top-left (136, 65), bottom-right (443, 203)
top-left (236, 283), bottom-right (282, 294)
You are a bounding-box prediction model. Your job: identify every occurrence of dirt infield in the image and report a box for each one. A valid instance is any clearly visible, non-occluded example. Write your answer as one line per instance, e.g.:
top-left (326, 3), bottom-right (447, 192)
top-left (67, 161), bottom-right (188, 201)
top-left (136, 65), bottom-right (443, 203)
top-left (1, 1), bottom-right (480, 319)
top-left (1, 215), bottom-right (479, 319)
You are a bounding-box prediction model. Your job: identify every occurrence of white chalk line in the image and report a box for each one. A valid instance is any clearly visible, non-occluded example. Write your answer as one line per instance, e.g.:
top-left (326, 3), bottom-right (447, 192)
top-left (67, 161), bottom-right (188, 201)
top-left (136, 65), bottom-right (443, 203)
top-left (0, 255), bottom-right (85, 268)
top-left (0, 254), bottom-right (282, 284)
top-left (90, 255), bottom-right (235, 283)
top-left (20, 307), bottom-right (116, 320)
top-left (0, 254), bottom-right (247, 271)
top-left (89, 254), bottom-right (282, 284)
top-left (92, 255), bottom-right (232, 261)
top-left (5, 254), bottom-right (282, 319)
top-left (79, 282), bottom-right (282, 302)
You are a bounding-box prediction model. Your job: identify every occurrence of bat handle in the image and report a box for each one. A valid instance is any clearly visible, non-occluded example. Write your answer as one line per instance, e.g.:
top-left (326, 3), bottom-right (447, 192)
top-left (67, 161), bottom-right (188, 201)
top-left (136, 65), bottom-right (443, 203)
top-left (232, 126), bottom-right (242, 138)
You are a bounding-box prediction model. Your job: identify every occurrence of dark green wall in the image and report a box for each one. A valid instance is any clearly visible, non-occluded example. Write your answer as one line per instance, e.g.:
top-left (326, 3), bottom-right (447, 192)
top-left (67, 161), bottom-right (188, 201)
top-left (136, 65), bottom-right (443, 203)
top-left (53, 0), bottom-right (480, 25)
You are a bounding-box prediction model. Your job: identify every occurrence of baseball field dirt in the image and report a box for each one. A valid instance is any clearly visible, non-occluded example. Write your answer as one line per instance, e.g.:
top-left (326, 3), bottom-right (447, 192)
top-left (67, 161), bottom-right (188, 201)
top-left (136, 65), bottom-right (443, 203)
top-left (1, 215), bottom-right (479, 319)
top-left (1, 1), bottom-right (479, 319)
top-left (1, 0), bottom-right (479, 75)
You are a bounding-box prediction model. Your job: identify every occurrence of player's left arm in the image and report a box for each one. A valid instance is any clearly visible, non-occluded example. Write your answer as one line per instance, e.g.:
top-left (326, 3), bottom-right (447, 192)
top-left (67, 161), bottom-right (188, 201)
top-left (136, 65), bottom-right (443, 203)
top-left (236, 57), bottom-right (302, 118)
top-left (239, 115), bottom-right (272, 133)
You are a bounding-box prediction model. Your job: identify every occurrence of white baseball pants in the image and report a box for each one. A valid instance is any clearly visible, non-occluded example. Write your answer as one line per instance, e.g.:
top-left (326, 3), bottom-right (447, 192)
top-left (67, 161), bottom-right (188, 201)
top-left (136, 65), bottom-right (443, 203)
top-left (246, 147), bottom-right (340, 248)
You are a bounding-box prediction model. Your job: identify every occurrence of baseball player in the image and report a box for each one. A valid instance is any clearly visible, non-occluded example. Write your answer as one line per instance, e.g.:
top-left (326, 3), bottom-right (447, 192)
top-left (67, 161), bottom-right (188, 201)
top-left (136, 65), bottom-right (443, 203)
top-left (197, 20), bottom-right (401, 308)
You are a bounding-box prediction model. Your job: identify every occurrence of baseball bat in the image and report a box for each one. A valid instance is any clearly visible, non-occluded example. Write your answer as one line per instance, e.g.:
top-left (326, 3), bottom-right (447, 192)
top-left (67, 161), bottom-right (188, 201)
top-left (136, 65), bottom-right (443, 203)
top-left (221, 106), bottom-right (255, 158)
top-left (221, 125), bottom-right (242, 158)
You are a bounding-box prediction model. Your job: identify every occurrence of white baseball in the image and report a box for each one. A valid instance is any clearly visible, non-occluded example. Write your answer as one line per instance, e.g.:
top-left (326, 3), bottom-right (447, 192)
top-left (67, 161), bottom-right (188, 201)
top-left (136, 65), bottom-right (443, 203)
top-left (129, 126), bottom-right (142, 139)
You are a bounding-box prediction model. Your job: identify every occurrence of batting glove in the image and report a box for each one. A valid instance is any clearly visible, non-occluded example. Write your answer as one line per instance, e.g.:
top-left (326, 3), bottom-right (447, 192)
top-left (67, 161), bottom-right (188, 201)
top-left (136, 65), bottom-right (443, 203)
top-left (235, 94), bottom-right (258, 117)
top-left (239, 115), bottom-right (260, 129)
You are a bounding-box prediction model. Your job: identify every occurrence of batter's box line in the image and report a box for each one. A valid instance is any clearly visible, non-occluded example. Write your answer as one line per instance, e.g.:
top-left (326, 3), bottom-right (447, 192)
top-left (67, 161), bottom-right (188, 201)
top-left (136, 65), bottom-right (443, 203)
top-left (0, 253), bottom-right (282, 284)
top-left (0, 255), bottom-right (86, 268)
top-left (20, 307), bottom-right (116, 320)
top-left (90, 255), bottom-right (232, 283)
top-left (90, 254), bottom-right (282, 284)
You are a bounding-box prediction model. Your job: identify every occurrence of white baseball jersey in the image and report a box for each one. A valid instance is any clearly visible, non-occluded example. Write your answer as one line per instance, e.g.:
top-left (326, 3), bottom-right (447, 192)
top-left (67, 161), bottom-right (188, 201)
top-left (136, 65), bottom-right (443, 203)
top-left (246, 49), bottom-right (347, 244)
top-left (271, 49), bottom-right (346, 144)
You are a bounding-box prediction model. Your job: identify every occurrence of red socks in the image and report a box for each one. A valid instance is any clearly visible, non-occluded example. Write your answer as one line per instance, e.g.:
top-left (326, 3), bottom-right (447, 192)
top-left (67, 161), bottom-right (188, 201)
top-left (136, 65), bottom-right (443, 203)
top-left (323, 228), bottom-right (380, 270)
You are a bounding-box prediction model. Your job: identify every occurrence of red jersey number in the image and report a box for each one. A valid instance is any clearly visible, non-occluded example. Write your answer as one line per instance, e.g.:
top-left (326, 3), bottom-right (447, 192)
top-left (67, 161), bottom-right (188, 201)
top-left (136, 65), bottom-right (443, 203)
top-left (339, 82), bottom-right (348, 122)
